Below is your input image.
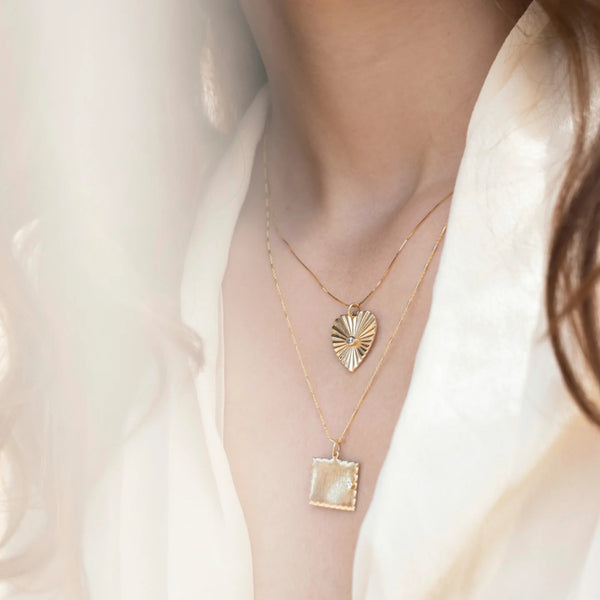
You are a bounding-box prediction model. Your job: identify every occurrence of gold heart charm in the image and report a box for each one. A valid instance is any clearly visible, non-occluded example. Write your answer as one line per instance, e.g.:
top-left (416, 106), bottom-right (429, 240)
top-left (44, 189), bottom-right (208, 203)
top-left (331, 305), bottom-right (377, 372)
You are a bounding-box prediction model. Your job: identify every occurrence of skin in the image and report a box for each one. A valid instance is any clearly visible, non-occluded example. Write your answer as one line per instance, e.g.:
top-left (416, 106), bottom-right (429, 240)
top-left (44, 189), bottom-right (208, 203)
top-left (221, 1), bottom-right (528, 598)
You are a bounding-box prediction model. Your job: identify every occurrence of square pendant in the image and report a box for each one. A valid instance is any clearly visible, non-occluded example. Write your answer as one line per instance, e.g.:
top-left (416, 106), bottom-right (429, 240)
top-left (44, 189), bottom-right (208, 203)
top-left (309, 457), bottom-right (359, 511)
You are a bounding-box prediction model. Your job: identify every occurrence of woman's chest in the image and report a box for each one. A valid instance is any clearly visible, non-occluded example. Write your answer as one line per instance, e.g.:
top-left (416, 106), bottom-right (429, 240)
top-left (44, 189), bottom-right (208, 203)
top-left (220, 196), bottom-right (442, 599)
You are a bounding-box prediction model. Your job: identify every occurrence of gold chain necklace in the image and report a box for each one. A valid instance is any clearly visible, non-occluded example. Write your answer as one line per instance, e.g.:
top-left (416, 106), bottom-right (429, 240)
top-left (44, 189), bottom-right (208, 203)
top-left (265, 160), bottom-right (448, 511)
top-left (263, 134), bottom-right (451, 373)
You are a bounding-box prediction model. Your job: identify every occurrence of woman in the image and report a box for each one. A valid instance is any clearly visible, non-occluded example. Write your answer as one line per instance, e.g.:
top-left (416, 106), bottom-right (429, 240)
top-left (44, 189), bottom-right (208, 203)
top-left (1, 0), bottom-right (600, 598)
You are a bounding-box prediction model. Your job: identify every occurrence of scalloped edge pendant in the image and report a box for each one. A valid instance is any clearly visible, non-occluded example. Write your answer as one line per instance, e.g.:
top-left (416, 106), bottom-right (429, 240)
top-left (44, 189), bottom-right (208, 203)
top-left (309, 456), bottom-right (359, 511)
top-left (331, 306), bottom-right (377, 372)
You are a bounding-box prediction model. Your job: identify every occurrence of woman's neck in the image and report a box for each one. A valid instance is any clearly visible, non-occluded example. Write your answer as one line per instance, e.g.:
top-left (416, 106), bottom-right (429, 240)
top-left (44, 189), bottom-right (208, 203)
top-left (241, 0), bottom-right (527, 231)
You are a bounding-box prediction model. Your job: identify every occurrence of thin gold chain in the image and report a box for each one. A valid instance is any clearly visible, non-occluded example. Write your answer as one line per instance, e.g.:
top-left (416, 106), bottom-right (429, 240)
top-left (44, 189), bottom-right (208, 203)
top-left (263, 134), bottom-right (452, 308)
top-left (265, 148), bottom-right (448, 450)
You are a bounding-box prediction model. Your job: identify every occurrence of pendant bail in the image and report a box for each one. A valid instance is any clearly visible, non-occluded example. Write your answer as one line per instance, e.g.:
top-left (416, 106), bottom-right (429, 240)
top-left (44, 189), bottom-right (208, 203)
top-left (348, 303), bottom-right (360, 317)
top-left (331, 440), bottom-right (341, 460)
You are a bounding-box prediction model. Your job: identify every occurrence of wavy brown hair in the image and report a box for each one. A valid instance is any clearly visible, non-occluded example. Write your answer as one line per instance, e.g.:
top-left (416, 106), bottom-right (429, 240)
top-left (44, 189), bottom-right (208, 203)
top-left (540, 0), bottom-right (600, 424)
top-left (0, 0), bottom-right (599, 597)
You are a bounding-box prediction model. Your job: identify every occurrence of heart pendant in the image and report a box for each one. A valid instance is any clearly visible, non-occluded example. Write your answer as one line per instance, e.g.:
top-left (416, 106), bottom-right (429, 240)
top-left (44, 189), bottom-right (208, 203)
top-left (331, 305), bottom-right (377, 372)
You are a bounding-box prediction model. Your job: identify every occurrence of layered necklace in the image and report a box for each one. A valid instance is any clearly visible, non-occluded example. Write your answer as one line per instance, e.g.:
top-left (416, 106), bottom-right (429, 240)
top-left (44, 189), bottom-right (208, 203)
top-left (263, 134), bottom-right (451, 511)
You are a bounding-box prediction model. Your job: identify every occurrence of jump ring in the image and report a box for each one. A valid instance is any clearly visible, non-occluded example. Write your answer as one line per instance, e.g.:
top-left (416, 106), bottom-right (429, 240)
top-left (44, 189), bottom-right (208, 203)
top-left (348, 303), bottom-right (360, 317)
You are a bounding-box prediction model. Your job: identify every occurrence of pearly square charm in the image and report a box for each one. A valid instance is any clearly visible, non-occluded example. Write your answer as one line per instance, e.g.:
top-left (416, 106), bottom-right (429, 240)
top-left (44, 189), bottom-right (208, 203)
top-left (309, 457), bottom-right (359, 511)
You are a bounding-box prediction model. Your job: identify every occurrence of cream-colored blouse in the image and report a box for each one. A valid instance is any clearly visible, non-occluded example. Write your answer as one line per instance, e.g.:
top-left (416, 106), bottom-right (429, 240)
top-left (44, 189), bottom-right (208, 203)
top-left (5, 2), bottom-right (600, 598)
